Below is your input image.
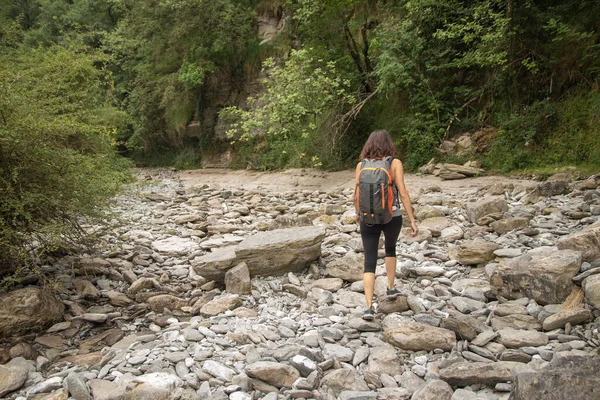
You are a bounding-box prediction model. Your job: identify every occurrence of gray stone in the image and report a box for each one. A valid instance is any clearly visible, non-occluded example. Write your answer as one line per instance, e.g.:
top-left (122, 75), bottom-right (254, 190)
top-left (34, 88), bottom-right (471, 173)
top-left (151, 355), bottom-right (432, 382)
top-left (583, 274), bottom-right (600, 309)
top-left (383, 321), bottom-right (456, 351)
top-left (439, 361), bottom-right (533, 387)
top-left (497, 328), bottom-right (548, 348)
top-left (490, 218), bottom-right (530, 234)
top-left (466, 197), bottom-right (508, 224)
top-left (542, 308), bottom-right (593, 330)
top-left (320, 368), bottom-right (369, 396)
top-left (152, 236), bottom-right (199, 255)
top-left (225, 262), bottom-right (252, 295)
top-left (200, 295), bottom-right (242, 316)
top-left (328, 252), bottom-right (364, 282)
top-left (448, 240), bottom-right (501, 265)
top-left (0, 288), bottom-right (64, 337)
top-left (556, 222), bottom-right (600, 262)
top-left (490, 250), bottom-right (582, 305)
top-left (411, 379), bottom-right (453, 400)
top-left (512, 353), bottom-right (600, 400)
top-left (64, 372), bottom-right (92, 400)
top-left (245, 361), bottom-right (300, 388)
top-left (366, 346), bottom-right (403, 377)
top-left (0, 363), bottom-right (28, 397)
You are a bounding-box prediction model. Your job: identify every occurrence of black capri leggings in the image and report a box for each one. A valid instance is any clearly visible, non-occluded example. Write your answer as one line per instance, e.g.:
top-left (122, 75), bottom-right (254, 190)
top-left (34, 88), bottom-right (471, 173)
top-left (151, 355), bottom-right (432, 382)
top-left (360, 216), bottom-right (403, 273)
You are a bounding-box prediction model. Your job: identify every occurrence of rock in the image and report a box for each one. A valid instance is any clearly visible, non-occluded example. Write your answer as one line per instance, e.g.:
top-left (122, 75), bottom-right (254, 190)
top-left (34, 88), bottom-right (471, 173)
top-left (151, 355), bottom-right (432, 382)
top-left (234, 226), bottom-right (326, 276)
top-left (311, 278), bottom-right (344, 292)
top-left (245, 361), bottom-right (300, 388)
top-left (490, 250), bottom-right (582, 305)
top-left (497, 328), bottom-right (548, 348)
top-left (107, 291), bottom-right (133, 307)
top-left (490, 218), bottom-right (530, 234)
top-left (377, 295), bottom-right (409, 315)
top-left (440, 225), bottom-right (464, 242)
top-left (0, 361), bottom-right (29, 397)
top-left (320, 368), bottom-right (369, 396)
top-left (225, 262), bottom-right (252, 295)
top-left (152, 236), bottom-right (199, 255)
top-left (0, 288), bottom-right (64, 337)
top-left (383, 321), bottom-right (456, 351)
top-left (511, 353), bottom-right (600, 400)
top-left (466, 197), bottom-right (508, 224)
top-left (583, 274), bottom-right (600, 309)
top-left (194, 226), bottom-right (325, 281)
top-left (557, 223), bottom-right (600, 262)
top-left (539, 178), bottom-right (571, 196)
top-left (124, 372), bottom-right (184, 399)
top-left (439, 361), bottom-right (532, 387)
top-left (147, 295), bottom-right (188, 313)
top-left (419, 217), bottom-right (451, 236)
top-left (448, 240), bottom-right (500, 265)
top-left (200, 295), bottom-right (242, 316)
top-left (411, 379), bottom-right (454, 400)
top-left (415, 205), bottom-right (444, 221)
top-left (366, 346), bottom-right (403, 377)
top-left (439, 163), bottom-right (484, 177)
top-left (491, 315), bottom-right (541, 331)
top-left (327, 252), bottom-right (364, 282)
top-left (64, 372), bottom-right (92, 400)
top-left (541, 308), bottom-right (593, 331)
top-left (203, 360), bottom-right (236, 382)
top-left (191, 247), bottom-right (237, 282)
top-left (73, 279), bottom-right (100, 300)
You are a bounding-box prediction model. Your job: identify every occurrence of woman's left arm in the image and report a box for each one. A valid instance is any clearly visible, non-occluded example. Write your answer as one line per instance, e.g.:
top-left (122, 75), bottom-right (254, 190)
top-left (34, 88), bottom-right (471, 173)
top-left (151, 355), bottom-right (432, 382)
top-left (392, 159), bottom-right (418, 236)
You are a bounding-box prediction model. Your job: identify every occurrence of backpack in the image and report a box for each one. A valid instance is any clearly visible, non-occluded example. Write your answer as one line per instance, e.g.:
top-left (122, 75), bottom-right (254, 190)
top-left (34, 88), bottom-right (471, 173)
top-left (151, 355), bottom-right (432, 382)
top-left (355, 156), bottom-right (397, 225)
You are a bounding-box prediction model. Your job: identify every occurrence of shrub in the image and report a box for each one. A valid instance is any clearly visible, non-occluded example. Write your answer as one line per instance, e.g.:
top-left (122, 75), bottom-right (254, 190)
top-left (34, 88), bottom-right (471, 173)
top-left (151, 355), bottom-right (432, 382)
top-left (0, 45), bottom-right (130, 278)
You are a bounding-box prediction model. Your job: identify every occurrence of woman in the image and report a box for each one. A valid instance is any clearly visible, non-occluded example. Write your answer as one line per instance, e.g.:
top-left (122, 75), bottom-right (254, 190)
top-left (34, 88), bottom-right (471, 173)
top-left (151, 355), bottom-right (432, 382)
top-left (355, 130), bottom-right (418, 320)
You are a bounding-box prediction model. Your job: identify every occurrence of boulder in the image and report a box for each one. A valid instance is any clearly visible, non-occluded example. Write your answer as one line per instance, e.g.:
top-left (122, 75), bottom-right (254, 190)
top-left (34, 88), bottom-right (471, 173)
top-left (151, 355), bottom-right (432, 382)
top-left (235, 226), bottom-right (325, 276)
top-left (383, 321), bottom-right (456, 351)
top-left (583, 274), bottom-right (600, 309)
top-left (466, 197), bottom-right (508, 224)
top-left (320, 368), bottom-right (369, 396)
top-left (411, 380), bottom-right (454, 400)
top-left (0, 362), bottom-right (29, 397)
top-left (366, 346), bottom-right (403, 377)
top-left (192, 247), bottom-right (238, 282)
top-left (327, 252), bottom-right (364, 282)
top-left (440, 361), bottom-right (533, 387)
top-left (511, 353), bottom-right (600, 400)
top-left (490, 218), bottom-right (530, 235)
top-left (245, 361), bottom-right (300, 388)
top-left (448, 240), bottom-right (500, 265)
top-left (556, 223), bottom-right (600, 262)
top-left (419, 217), bottom-right (451, 236)
top-left (225, 262), bottom-right (252, 295)
top-left (151, 236), bottom-right (199, 256)
top-left (490, 250), bottom-right (582, 305)
top-left (0, 288), bottom-right (64, 337)
top-left (541, 308), bottom-right (593, 331)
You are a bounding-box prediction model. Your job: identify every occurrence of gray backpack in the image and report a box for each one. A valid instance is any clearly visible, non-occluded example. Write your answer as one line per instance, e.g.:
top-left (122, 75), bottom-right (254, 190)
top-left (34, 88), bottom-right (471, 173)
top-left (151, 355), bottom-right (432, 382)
top-left (355, 156), bottom-right (396, 225)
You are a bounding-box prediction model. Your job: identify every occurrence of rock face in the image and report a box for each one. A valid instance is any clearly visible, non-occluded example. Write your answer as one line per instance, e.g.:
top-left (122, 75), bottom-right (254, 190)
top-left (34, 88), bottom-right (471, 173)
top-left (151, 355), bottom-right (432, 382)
top-left (0, 288), bottom-right (64, 337)
top-left (511, 354), bottom-right (600, 400)
top-left (556, 223), bottom-right (600, 262)
top-left (192, 226), bottom-right (325, 281)
top-left (490, 250), bottom-right (582, 305)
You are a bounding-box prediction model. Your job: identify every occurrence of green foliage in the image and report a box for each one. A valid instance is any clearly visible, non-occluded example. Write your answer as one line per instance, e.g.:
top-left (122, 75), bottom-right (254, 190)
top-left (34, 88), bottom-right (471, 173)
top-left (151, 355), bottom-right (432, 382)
top-left (0, 45), bottom-right (130, 274)
top-left (221, 49), bottom-right (356, 170)
top-left (104, 0), bottom-right (258, 157)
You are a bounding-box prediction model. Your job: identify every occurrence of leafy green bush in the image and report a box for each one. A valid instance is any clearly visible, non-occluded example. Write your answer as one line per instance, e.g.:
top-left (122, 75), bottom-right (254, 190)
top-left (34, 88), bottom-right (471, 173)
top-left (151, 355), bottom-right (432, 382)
top-left (0, 45), bottom-right (130, 277)
top-left (220, 49), bottom-right (357, 170)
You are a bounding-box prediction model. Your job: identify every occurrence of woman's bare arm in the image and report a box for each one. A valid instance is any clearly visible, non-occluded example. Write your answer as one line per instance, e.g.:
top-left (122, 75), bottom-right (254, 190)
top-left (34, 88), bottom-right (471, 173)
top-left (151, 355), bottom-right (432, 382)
top-left (392, 159), bottom-right (418, 236)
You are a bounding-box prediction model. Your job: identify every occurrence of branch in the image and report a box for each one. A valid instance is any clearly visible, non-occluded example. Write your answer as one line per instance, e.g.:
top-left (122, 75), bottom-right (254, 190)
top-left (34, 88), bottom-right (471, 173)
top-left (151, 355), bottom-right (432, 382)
top-left (443, 96), bottom-right (478, 140)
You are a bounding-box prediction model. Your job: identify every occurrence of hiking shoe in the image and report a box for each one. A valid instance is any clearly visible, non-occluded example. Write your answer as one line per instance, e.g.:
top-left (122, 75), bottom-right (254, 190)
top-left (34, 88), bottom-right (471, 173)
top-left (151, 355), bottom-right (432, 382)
top-left (386, 287), bottom-right (401, 296)
top-left (362, 307), bottom-right (375, 321)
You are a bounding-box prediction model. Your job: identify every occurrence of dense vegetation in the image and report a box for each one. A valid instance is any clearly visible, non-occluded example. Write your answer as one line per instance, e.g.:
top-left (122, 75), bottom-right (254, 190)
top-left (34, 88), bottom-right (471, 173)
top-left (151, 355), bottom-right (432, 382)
top-left (1, 0), bottom-right (599, 273)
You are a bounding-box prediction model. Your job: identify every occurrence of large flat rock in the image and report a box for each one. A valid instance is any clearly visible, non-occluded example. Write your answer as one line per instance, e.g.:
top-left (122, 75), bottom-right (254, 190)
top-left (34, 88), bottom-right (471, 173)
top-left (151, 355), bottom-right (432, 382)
top-left (439, 361), bottom-right (534, 387)
top-left (557, 222), bottom-right (600, 262)
top-left (193, 226), bottom-right (326, 281)
top-left (490, 250), bottom-right (582, 305)
top-left (0, 288), bottom-right (64, 338)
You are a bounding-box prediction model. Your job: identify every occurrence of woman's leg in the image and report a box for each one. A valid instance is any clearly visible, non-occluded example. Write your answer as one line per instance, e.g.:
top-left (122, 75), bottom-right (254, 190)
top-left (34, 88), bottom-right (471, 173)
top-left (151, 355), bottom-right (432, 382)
top-left (360, 221), bottom-right (382, 308)
top-left (382, 216), bottom-right (403, 289)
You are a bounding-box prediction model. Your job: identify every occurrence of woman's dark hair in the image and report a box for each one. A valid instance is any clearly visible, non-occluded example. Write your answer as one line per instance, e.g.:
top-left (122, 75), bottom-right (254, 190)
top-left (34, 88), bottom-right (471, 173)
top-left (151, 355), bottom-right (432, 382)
top-left (359, 130), bottom-right (395, 160)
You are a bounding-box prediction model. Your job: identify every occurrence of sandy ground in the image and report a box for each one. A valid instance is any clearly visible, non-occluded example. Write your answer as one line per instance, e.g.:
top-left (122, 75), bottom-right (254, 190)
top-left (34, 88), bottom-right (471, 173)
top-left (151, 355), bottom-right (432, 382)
top-left (177, 168), bottom-right (537, 195)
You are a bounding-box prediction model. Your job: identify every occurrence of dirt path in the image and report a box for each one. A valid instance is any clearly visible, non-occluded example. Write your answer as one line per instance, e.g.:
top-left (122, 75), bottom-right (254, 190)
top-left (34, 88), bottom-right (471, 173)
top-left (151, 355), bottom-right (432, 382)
top-left (177, 168), bottom-right (537, 195)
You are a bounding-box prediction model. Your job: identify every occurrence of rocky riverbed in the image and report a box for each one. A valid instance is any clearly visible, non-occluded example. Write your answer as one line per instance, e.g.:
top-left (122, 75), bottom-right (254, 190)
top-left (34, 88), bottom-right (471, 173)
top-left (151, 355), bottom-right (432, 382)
top-left (1, 168), bottom-right (600, 400)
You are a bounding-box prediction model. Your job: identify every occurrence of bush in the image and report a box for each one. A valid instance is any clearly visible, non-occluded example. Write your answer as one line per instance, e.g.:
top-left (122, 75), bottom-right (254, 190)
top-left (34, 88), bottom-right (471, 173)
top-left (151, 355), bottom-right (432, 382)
top-left (0, 45), bottom-right (131, 277)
